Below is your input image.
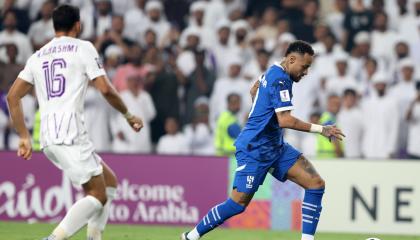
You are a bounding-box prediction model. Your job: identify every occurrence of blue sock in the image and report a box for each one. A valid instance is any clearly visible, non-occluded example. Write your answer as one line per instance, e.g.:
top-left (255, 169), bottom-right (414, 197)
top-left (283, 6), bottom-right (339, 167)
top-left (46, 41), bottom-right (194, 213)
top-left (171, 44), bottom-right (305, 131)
top-left (195, 198), bottom-right (245, 237)
top-left (302, 188), bottom-right (324, 238)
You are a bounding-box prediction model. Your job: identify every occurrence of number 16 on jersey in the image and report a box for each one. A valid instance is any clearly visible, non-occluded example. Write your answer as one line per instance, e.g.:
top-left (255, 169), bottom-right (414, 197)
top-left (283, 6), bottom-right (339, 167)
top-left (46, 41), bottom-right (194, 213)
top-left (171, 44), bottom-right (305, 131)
top-left (42, 58), bottom-right (67, 100)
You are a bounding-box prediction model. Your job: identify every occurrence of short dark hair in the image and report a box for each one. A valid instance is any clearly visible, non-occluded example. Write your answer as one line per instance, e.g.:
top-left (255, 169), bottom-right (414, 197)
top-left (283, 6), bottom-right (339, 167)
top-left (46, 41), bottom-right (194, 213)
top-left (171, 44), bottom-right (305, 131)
top-left (285, 40), bottom-right (314, 56)
top-left (343, 88), bottom-right (357, 97)
top-left (227, 93), bottom-right (241, 103)
top-left (52, 5), bottom-right (80, 32)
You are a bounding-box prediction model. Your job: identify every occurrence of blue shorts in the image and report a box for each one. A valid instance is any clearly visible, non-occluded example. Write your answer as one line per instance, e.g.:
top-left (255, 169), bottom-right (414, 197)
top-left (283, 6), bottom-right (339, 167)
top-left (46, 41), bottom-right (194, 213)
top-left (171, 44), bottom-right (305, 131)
top-left (233, 142), bottom-right (302, 194)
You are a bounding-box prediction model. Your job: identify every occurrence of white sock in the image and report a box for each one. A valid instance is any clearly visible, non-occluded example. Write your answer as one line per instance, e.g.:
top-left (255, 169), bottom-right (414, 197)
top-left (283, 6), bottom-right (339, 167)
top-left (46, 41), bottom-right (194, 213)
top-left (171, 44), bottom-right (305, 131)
top-left (49, 196), bottom-right (103, 240)
top-left (87, 187), bottom-right (117, 240)
top-left (302, 233), bottom-right (315, 240)
top-left (186, 227), bottom-right (200, 240)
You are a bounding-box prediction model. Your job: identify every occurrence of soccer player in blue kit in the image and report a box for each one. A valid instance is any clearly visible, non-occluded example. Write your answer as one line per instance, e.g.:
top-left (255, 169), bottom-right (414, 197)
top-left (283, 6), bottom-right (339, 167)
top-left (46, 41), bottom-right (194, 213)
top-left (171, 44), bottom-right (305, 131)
top-left (181, 40), bottom-right (345, 240)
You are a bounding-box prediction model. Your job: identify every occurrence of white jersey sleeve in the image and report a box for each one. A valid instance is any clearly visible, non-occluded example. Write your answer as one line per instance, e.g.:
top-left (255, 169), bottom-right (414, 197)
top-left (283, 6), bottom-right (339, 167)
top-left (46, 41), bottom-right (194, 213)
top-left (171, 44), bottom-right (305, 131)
top-left (17, 55), bottom-right (35, 85)
top-left (80, 41), bottom-right (106, 80)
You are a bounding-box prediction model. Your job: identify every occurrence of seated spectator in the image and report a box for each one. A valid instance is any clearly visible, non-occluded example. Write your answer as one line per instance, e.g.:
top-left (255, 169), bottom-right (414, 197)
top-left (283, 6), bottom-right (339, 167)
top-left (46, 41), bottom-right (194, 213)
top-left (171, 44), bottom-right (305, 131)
top-left (157, 117), bottom-right (189, 155)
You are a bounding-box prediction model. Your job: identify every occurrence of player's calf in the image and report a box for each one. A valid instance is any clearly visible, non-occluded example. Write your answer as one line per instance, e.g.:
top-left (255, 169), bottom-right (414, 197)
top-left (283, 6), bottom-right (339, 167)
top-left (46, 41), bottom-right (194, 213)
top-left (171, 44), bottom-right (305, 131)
top-left (183, 190), bottom-right (251, 240)
top-left (87, 163), bottom-right (118, 240)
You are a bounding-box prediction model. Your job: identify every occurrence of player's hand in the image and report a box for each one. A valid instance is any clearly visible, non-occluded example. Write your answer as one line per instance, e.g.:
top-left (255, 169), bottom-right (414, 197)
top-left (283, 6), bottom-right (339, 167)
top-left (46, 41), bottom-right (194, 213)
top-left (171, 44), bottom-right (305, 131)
top-left (126, 115), bottom-right (143, 132)
top-left (17, 137), bottom-right (32, 160)
top-left (321, 125), bottom-right (345, 141)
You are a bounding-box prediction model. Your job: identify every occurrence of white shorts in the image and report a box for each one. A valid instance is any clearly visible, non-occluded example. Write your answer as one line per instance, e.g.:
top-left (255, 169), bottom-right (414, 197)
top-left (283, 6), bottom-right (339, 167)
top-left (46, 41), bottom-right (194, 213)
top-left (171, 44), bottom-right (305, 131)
top-left (43, 143), bottom-right (103, 186)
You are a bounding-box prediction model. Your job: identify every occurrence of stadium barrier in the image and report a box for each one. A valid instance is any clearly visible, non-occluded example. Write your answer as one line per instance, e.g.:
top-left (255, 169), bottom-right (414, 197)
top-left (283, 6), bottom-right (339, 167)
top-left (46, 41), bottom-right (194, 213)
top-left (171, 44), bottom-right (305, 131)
top-left (0, 152), bottom-right (419, 235)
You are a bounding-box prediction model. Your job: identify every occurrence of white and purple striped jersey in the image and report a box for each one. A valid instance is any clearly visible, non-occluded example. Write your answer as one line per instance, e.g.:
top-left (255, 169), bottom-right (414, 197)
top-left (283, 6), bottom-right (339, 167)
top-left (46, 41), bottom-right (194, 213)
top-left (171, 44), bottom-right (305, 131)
top-left (18, 36), bottom-right (106, 148)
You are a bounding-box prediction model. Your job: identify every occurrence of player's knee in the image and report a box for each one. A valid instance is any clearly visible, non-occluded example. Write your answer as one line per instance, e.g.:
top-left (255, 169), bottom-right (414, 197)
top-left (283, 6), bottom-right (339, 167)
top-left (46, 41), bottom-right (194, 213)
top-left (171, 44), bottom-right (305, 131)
top-left (312, 176), bottom-right (325, 189)
top-left (305, 175), bottom-right (325, 190)
top-left (89, 191), bottom-right (108, 206)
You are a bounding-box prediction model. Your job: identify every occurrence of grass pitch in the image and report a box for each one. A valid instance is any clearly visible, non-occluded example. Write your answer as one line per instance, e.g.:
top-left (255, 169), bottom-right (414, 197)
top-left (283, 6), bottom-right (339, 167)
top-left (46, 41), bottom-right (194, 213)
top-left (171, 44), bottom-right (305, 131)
top-left (0, 221), bottom-right (419, 240)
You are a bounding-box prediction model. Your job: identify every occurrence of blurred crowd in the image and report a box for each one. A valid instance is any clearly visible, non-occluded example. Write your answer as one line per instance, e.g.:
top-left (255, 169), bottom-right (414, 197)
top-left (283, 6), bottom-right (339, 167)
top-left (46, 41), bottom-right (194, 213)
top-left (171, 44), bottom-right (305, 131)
top-left (0, 0), bottom-right (419, 159)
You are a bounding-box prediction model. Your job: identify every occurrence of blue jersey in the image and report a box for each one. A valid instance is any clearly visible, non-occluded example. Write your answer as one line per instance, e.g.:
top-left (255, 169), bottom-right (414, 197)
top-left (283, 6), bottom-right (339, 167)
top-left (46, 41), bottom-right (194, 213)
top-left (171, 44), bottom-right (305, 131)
top-left (235, 63), bottom-right (294, 151)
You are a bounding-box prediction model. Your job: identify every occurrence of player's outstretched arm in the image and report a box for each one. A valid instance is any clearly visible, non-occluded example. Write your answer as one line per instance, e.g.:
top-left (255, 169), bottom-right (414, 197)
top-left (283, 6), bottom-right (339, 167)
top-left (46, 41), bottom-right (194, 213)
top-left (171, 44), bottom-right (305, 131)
top-left (6, 78), bottom-right (33, 160)
top-left (92, 75), bottom-right (143, 132)
top-left (276, 110), bottom-right (345, 141)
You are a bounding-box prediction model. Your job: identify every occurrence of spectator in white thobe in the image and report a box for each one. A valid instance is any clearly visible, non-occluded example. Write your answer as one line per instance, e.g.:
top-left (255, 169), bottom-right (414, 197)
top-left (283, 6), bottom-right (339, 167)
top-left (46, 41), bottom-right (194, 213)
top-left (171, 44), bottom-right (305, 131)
top-left (361, 72), bottom-right (399, 159)
top-left (397, 1), bottom-right (420, 46)
top-left (183, 97), bottom-right (214, 155)
top-left (337, 88), bottom-right (363, 158)
top-left (406, 85), bottom-right (420, 159)
top-left (209, 19), bottom-right (241, 78)
top-left (8, 94), bottom-right (36, 150)
top-left (112, 72), bottom-right (156, 153)
top-left (301, 112), bottom-right (321, 158)
top-left (136, 0), bottom-right (170, 45)
top-left (85, 86), bottom-right (112, 152)
top-left (325, 51), bottom-right (359, 96)
top-left (389, 58), bottom-right (418, 154)
top-left (111, 0), bottom-right (136, 16)
top-left (27, 0), bottom-right (55, 50)
top-left (123, 0), bottom-right (147, 41)
top-left (243, 49), bottom-right (270, 82)
top-left (210, 56), bottom-right (251, 126)
top-left (157, 117), bottom-right (189, 155)
top-left (370, 12), bottom-right (399, 64)
top-left (186, 1), bottom-right (214, 49)
top-left (0, 11), bottom-right (33, 64)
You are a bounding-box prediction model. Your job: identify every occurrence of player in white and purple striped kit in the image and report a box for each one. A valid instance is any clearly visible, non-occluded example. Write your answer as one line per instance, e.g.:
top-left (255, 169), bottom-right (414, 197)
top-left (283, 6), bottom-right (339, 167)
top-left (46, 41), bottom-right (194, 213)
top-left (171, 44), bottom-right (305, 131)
top-left (7, 5), bottom-right (143, 240)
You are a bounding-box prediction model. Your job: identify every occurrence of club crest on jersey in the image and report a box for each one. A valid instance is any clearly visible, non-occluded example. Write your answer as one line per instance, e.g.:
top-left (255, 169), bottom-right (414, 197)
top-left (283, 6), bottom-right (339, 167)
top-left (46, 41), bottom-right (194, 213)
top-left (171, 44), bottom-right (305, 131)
top-left (246, 176), bottom-right (255, 189)
top-left (280, 90), bottom-right (290, 102)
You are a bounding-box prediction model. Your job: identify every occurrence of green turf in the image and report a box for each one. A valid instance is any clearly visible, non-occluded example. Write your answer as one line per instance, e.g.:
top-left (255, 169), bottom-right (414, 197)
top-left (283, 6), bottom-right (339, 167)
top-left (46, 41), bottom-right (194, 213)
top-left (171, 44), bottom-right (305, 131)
top-left (0, 221), bottom-right (419, 240)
